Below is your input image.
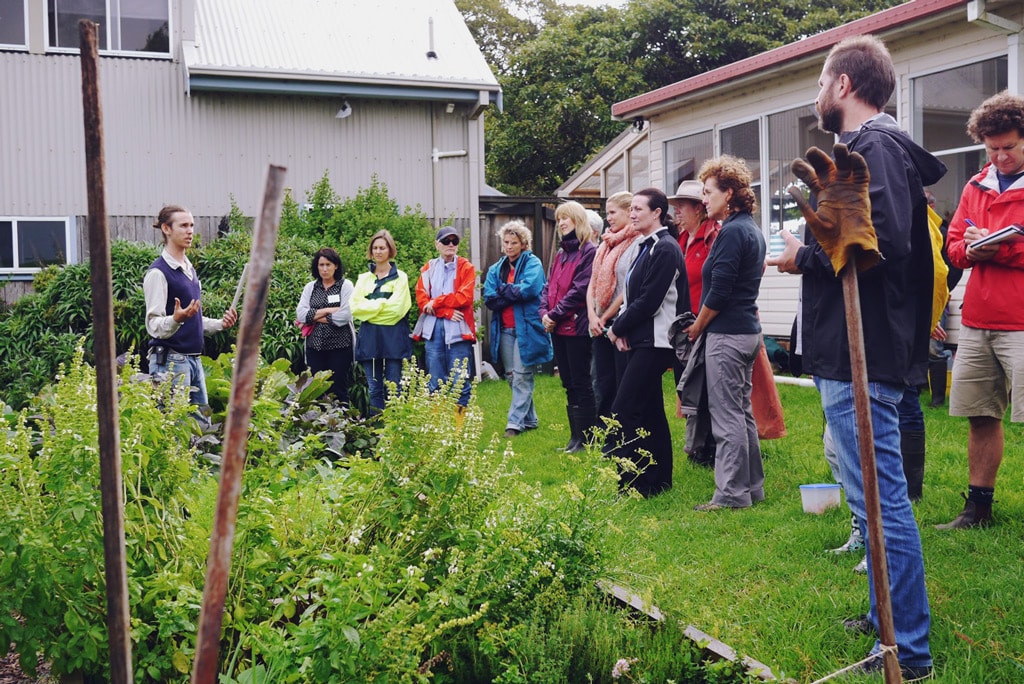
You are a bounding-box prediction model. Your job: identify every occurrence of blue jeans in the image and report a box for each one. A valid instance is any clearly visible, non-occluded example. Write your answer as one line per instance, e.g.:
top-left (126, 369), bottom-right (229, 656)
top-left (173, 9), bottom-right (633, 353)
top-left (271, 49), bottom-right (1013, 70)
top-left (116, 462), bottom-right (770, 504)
top-left (897, 385), bottom-right (925, 433)
top-left (150, 350), bottom-right (208, 406)
top-left (362, 358), bottom-right (404, 413)
top-left (499, 328), bottom-right (538, 431)
top-left (815, 377), bottom-right (932, 668)
top-left (424, 335), bottom-right (473, 407)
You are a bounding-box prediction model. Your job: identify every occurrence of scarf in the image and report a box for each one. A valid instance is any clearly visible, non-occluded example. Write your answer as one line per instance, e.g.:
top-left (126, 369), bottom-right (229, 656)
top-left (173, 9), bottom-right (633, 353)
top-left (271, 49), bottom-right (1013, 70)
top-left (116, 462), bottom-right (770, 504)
top-left (590, 224), bottom-right (639, 312)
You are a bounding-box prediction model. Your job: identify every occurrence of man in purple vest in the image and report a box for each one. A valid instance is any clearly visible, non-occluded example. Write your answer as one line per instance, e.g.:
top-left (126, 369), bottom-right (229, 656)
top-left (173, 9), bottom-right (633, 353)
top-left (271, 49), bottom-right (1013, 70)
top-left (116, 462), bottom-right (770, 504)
top-left (144, 205), bottom-right (237, 415)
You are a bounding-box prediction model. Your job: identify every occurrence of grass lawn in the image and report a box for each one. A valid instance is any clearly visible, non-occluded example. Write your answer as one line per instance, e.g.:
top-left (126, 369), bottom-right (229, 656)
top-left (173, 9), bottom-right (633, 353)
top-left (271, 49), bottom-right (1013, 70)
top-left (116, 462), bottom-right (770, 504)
top-left (472, 371), bottom-right (1024, 683)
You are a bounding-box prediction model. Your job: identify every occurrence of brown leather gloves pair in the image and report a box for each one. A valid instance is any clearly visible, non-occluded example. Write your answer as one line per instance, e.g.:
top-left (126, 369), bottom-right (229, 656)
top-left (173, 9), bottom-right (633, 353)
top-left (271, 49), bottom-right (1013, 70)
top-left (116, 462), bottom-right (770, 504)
top-left (789, 144), bottom-right (881, 275)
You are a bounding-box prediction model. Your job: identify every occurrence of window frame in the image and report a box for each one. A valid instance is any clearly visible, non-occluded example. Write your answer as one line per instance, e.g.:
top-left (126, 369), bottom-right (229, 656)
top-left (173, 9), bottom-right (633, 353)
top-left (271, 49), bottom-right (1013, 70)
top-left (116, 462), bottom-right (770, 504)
top-left (0, 216), bottom-right (75, 276)
top-left (46, 0), bottom-right (172, 58)
top-left (0, 0), bottom-right (28, 49)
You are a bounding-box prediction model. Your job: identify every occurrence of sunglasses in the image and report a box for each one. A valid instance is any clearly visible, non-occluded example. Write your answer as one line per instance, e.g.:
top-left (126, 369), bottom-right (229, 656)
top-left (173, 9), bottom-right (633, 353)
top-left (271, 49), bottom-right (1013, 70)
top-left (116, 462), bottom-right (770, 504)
top-left (439, 236), bottom-right (460, 246)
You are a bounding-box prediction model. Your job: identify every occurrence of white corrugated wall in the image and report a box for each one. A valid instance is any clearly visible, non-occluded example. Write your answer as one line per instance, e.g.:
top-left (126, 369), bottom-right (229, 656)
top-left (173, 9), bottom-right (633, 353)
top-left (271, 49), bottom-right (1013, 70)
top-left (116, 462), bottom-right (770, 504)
top-left (0, 51), bottom-right (478, 224)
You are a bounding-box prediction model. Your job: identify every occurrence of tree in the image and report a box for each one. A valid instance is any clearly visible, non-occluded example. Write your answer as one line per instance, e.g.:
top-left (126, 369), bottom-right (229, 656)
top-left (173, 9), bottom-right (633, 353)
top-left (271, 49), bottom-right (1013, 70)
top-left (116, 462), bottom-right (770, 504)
top-left (460, 0), bottom-right (901, 195)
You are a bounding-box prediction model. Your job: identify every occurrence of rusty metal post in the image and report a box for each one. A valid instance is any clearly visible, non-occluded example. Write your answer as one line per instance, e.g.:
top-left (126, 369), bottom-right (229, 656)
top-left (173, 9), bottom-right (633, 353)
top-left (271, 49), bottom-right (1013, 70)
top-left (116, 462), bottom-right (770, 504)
top-left (841, 266), bottom-right (902, 684)
top-left (191, 165), bottom-right (286, 684)
top-left (78, 19), bottom-right (133, 684)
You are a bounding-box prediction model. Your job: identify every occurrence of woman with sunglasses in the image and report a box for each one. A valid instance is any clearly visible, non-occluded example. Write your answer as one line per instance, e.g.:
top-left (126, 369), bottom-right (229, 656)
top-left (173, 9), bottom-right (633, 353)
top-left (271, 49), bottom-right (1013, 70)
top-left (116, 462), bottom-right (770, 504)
top-left (412, 227), bottom-right (477, 411)
top-left (540, 201), bottom-right (597, 452)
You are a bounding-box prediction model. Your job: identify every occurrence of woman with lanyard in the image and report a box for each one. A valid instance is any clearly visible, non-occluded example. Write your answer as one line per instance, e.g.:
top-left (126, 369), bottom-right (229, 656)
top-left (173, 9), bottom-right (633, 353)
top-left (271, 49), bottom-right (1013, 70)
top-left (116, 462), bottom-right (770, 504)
top-left (585, 191), bottom-right (636, 422)
top-left (350, 230), bottom-right (413, 414)
top-left (483, 220), bottom-right (552, 437)
top-left (296, 247), bottom-right (356, 404)
top-left (606, 188), bottom-right (688, 497)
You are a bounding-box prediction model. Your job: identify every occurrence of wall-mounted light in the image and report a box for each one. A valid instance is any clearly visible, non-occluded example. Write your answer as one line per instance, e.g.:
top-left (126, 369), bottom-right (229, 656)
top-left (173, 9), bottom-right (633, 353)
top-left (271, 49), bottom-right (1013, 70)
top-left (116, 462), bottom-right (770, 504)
top-left (336, 101), bottom-right (352, 119)
top-left (632, 117), bottom-right (646, 133)
top-left (445, 102), bottom-right (455, 114)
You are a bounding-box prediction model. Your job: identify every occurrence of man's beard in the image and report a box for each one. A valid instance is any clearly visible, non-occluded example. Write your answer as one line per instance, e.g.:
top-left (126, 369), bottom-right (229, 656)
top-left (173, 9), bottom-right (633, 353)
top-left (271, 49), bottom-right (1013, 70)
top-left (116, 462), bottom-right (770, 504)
top-left (818, 100), bottom-right (842, 135)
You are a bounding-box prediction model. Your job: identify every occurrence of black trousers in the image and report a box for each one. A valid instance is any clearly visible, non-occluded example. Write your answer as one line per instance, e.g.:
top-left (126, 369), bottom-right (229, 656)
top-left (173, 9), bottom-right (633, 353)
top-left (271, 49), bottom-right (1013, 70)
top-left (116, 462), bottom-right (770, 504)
top-left (306, 344), bottom-right (354, 404)
top-left (552, 334), bottom-right (595, 411)
top-left (610, 346), bottom-right (675, 496)
top-left (593, 333), bottom-right (628, 420)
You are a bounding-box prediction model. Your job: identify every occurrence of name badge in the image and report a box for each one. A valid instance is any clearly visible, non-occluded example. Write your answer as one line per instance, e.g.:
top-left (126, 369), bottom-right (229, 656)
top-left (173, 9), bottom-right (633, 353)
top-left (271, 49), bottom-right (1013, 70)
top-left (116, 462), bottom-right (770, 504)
top-left (327, 294), bottom-right (341, 304)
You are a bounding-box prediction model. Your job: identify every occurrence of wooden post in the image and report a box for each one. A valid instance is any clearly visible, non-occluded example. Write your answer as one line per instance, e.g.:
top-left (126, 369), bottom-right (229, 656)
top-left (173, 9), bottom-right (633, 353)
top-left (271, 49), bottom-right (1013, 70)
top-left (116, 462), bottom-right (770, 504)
top-left (191, 165), bottom-right (287, 684)
top-left (841, 266), bottom-right (901, 684)
top-left (78, 19), bottom-right (133, 684)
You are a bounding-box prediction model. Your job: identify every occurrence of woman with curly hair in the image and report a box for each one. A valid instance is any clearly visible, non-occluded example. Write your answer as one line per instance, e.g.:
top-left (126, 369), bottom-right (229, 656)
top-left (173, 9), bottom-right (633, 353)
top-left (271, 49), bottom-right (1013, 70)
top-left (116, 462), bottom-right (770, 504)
top-left (687, 156), bottom-right (767, 511)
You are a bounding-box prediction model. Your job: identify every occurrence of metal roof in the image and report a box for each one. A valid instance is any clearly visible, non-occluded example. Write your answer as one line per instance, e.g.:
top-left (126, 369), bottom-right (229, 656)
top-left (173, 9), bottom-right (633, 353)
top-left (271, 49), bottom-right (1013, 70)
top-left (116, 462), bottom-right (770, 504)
top-left (611, 0), bottom-right (969, 120)
top-left (186, 0), bottom-right (499, 99)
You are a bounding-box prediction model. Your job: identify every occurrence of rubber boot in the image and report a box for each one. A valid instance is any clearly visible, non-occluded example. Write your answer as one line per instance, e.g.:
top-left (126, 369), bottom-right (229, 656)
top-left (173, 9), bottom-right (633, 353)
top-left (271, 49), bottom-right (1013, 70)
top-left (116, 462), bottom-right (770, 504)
top-left (830, 513), bottom-right (865, 554)
top-left (564, 404), bottom-right (584, 453)
top-left (935, 492), bottom-right (993, 529)
top-left (569, 403), bottom-right (598, 453)
top-left (900, 429), bottom-right (926, 502)
top-left (928, 358), bottom-right (947, 407)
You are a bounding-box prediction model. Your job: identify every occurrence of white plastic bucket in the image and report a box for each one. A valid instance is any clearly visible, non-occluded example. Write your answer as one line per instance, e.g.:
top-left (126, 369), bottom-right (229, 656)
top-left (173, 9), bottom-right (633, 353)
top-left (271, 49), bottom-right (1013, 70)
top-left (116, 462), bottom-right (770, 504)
top-left (799, 484), bottom-right (842, 514)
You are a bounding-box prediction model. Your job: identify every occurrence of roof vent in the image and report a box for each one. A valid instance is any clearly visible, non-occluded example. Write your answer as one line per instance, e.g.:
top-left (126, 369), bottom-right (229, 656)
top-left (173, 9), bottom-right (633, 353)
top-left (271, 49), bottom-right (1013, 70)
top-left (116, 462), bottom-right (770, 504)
top-left (426, 17), bottom-right (437, 59)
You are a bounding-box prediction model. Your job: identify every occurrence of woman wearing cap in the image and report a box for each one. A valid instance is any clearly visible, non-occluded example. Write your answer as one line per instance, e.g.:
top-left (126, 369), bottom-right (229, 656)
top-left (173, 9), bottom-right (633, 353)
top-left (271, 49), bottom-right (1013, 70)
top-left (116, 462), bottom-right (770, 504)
top-left (483, 220), bottom-right (552, 437)
top-left (669, 180), bottom-right (720, 467)
top-left (350, 229), bottom-right (414, 414)
top-left (296, 247), bottom-right (356, 403)
top-left (586, 192), bottom-right (636, 421)
top-left (606, 188), bottom-right (688, 497)
top-left (540, 201), bottom-right (597, 452)
top-left (687, 156), bottom-right (766, 511)
top-left (412, 227), bottom-right (477, 410)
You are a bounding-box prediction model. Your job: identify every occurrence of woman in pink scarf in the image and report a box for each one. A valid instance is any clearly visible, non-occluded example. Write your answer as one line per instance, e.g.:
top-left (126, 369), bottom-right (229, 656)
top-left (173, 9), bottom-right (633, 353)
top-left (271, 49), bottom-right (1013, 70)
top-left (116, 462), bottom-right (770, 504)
top-left (586, 192), bottom-right (637, 420)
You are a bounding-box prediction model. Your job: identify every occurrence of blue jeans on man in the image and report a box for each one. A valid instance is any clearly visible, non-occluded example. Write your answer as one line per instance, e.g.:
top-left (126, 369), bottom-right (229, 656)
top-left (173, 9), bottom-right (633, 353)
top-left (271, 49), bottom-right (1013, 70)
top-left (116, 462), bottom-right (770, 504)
top-left (425, 334), bottom-right (473, 407)
top-left (150, 350), bottom-right (208, 407)
top-left (815, 377), bottom-right (932, 669)
top-left (499, 328), bottom-right (538, 431)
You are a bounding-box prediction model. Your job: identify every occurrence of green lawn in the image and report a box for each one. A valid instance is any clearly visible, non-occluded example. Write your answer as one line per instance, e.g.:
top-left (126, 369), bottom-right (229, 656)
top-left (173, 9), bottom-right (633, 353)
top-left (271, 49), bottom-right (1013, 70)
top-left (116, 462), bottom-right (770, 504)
top-left (472, 372), bottom-right (1024, 683)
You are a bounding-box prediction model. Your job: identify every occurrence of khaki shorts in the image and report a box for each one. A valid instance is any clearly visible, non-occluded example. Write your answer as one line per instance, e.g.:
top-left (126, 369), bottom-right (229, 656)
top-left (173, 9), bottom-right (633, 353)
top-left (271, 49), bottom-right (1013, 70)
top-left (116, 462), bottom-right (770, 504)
top-left (949, 326), bottom-right (1024, 421)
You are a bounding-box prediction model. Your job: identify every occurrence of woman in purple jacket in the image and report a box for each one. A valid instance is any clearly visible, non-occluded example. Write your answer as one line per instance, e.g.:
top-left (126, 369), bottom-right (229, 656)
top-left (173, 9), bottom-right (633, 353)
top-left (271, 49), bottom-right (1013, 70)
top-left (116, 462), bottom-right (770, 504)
top-left (540, 201), bottom-right (597, 452)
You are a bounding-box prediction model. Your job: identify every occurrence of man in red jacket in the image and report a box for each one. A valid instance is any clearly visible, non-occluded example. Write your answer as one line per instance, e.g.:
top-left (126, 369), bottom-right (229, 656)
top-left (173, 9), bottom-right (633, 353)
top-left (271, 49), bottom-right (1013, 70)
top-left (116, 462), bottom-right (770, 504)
top-left (938, 91), bottom-right (1024, 530)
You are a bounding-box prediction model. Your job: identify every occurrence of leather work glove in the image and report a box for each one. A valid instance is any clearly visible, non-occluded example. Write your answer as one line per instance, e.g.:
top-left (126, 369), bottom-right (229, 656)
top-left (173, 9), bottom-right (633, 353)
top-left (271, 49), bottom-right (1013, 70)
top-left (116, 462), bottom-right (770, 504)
top-left (788, 144), bottom-right (881, 274)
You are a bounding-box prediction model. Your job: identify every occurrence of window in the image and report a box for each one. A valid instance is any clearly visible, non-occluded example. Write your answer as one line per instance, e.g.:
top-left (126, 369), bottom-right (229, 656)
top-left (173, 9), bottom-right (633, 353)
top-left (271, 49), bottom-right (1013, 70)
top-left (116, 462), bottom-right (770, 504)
top-left (766, 105), bottom-right (833, 254)
top-left (48, 0), bottom-right (169, 53)
top-left (912, 57), bottom-right (1007, 219)
top-left (720, 120), bottom-right (763, 225)
top-left (0, 0), bottom-right (26, 46)
top-left (664, 130), bottom-right (713, 194)
top-left (605, 155), bottom-right (625, 196)
top-left (0, 218), bottom-right (72, 272)
top-left (628, 142), bottom-right (649, 191)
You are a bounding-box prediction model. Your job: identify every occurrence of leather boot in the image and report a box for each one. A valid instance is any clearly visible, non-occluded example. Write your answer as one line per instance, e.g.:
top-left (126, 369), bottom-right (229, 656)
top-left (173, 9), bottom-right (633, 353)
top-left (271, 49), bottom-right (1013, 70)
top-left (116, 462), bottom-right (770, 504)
top-left (564, 404), bottom-right (584, 453)
top-left (900, 429), bottom-right (926, 502)
top-left (928, 358), bottom-right (947, 407)
top-left (935, 492), bottom-right (993, 529)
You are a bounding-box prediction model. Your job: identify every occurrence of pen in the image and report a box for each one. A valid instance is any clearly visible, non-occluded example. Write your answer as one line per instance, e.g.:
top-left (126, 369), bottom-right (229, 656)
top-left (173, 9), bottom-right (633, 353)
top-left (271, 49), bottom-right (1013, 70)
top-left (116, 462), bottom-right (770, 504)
top-left (964, 218), bottom-right (977, 228)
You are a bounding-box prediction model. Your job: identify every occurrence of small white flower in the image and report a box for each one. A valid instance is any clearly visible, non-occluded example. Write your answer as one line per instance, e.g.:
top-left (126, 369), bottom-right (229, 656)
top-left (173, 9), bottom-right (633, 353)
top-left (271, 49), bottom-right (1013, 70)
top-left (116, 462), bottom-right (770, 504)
top-left (422, 548), bottom-right (438, 561)
top-left (612, 658), bottom-right (633, 680)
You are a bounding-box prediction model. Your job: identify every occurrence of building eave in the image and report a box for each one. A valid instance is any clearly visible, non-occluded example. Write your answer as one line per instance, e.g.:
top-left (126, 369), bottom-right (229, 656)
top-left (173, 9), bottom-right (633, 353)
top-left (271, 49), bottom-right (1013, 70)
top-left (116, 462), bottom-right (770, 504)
top-left (612, 0), bottom-right (969, 121)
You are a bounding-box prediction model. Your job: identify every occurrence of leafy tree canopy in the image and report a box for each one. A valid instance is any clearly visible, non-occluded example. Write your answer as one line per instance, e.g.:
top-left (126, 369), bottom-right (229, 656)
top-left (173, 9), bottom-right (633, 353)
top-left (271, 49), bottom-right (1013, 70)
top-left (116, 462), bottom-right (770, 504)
top-left (461, 0), bottom-right (901, 194)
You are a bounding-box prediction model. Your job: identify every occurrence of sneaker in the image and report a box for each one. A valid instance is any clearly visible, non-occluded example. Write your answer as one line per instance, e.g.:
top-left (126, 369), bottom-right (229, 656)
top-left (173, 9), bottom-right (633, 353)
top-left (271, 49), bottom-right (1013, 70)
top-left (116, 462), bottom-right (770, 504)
top-left (693, 502), bottom-right (726, 512)
top-left (850, 655), bottom-right (933, 681)
top-left (843, 614), bottom-right (876, 636)
top-left (853, 556), bottom-right (867, 574)
top-left (504, 428), bottom-right (521, 438)
top-left (935, 494), bottom-right (992, 530)
top-left (831, 529), bottom-right (865, 554)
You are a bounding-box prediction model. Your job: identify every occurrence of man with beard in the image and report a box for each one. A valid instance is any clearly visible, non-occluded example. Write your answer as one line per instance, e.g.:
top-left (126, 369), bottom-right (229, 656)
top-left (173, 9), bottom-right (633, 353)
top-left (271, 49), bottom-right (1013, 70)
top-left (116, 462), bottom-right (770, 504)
top-left (768, 34), bottom-right (945, 681)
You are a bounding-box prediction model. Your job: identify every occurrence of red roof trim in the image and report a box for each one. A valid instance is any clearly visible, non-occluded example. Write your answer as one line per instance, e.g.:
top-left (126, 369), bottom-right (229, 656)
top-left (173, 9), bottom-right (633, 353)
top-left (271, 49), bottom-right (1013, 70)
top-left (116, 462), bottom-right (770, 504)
top-left (612, 0), bottom-right (968, 119)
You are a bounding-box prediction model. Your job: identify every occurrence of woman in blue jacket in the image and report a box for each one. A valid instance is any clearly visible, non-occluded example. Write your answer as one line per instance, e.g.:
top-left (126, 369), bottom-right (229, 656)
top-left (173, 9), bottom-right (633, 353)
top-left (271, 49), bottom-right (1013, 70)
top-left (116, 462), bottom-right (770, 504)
top-left (484, 220), bottom-right (553, 437)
